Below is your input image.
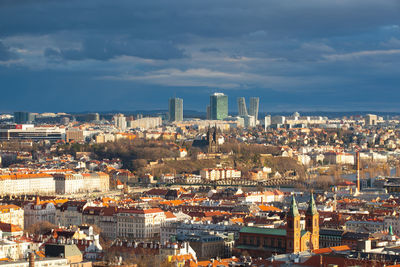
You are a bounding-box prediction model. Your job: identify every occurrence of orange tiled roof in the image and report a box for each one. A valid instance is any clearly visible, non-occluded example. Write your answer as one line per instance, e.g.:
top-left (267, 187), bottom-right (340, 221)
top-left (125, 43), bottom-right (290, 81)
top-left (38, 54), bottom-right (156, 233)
top-left (0, 204), bottom-right (21, 211)
top-left (258, 205), bottom-right (282, 212)
top-left (164, 211), bottom-right (176, 219)
top-left (313, 245), bottom-right (351, 254)
top-left (0, 173), bottom-right (53, 180)
top-left (197, 258), bottom-right (239, 267)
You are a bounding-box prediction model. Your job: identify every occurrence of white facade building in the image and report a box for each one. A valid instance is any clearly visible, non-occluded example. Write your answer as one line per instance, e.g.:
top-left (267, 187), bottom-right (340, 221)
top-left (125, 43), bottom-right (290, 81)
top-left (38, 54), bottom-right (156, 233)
top-left (23, 199), bottom-right (56, 229)
top-left (114, 114), bottom-right (127, 130)
top-left (0, 174), bottom-right (55, 195)
top-left (200, 168), bottom-right (241, 181)
top-left (116, 208), bottom-right (166, 239)
top-left (54, 172), bottom-right (109, 194)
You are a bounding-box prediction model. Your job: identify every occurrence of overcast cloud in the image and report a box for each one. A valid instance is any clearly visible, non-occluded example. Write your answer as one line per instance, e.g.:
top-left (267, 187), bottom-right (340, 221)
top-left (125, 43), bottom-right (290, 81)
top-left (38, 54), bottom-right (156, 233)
top-left (1, 0), bottom-right (400, 112)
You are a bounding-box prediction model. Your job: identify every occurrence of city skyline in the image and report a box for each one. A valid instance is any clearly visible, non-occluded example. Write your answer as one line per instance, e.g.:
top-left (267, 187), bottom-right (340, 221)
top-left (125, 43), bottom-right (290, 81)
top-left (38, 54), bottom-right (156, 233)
top-left (2, 1), bottom-right (400, 266)
top-left (1, 1), bottom-right (400, 112)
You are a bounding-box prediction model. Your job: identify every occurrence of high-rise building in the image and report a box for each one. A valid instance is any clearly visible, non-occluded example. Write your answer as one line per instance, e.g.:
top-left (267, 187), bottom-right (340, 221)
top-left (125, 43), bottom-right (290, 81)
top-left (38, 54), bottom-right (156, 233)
top-left (249, 97), bottom-right (259, 122)
top-left (237, 97), bottom-right (248, 116)
top-left (113, 114), bottom-right (127, 130)
top-left (14, 112), bottom-right (35, 124)
top-left (210, 93), bottom-right (228, 120)
top-left (264, 115), bottom-right (271, 130)
top-left (206, 105), bottom-right (211, 120)
top-left (168, 98), bottom-right (183, 122)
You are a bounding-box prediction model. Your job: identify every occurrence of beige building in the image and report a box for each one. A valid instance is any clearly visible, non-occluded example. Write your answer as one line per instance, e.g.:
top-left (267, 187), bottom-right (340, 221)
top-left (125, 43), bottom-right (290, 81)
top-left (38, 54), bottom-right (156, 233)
top-left (54, 172), bottom-right (109, 194)
top-left (0, 238), bottom-right (33, 261)
top-left (116, 208), bottom-right (166, 239)
top-left (23, 198), bottom-right (56, 229)
top-left (0, 204), bottom-right (24, 229)
top-left (66, 129), bottom-right (85, 142)
top-left (365, 114), bottom-right (378, 126)
top-left (56, 201), bottom-right (87, 227)
top-left (0, 173), bottom-right (55, 195)
top-left (128, 117), bottom-right (162, 130)
top-left (324, 152), bottom-right (355, 165)
top-left (200, 168), bottom-right (241, 181)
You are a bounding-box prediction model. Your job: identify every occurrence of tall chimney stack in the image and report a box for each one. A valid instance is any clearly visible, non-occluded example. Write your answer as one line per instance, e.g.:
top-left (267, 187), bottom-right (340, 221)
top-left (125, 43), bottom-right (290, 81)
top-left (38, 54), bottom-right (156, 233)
top-left (29, 252), bottom-right (35, 267)
top-left (356, 151), bottom-right (360, 192)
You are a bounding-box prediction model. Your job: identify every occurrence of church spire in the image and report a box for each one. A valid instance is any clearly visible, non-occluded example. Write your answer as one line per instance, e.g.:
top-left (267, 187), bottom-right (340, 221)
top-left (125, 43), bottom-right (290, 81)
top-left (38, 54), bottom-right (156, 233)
top-left (288, 195), bottom-right (299, 217)
top-left (306, 193), bottom-right (317, 215)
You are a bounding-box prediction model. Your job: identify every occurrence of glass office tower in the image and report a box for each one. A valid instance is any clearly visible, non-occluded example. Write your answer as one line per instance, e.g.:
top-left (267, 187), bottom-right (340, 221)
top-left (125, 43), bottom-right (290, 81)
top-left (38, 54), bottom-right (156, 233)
top-left (210, 93), bottom-right (228, 120)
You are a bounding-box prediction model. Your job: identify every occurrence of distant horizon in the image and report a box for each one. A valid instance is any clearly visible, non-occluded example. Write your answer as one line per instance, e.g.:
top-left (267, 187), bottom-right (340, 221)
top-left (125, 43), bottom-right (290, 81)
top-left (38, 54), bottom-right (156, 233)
top-left (3, 109), bottom-right (400, 117)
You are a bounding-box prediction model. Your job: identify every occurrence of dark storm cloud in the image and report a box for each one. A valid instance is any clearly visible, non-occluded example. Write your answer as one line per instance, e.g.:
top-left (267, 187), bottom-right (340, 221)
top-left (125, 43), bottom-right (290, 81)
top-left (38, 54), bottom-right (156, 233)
top-left (0, 0), bottom-right (400, 112)
top-left (1, 0), bottom-right (399, 39)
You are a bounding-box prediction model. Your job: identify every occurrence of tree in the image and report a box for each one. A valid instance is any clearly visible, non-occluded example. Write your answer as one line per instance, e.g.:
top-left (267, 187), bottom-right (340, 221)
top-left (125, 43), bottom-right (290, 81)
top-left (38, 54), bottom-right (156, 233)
top-left (26, 221), bottom-right (57, 235)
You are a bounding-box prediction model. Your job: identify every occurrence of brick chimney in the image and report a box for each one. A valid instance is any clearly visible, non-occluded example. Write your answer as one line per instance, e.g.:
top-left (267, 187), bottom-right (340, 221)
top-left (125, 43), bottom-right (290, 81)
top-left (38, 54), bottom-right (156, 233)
top-left (29, 252), bottom-right (35, 267)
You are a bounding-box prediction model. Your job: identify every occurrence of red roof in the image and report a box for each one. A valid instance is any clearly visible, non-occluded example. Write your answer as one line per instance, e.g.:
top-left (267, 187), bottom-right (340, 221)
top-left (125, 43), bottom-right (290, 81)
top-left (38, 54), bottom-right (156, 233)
top-left (0, 222), bottom-right (22, 233)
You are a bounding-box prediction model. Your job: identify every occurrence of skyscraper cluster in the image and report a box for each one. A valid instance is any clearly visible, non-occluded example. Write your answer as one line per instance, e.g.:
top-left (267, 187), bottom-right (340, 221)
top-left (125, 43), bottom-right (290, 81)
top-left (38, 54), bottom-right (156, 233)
top-left (236, 97), bottom-right (260, 127)
top-left (167, 93), bottom-right (259, 124)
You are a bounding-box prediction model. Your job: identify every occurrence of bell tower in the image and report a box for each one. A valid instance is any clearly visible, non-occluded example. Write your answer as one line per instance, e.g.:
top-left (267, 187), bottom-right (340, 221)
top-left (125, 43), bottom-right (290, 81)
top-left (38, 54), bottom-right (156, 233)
top-left (286, 195), bottom-right (301, 253)
top-left (306, 193), bottom-right (319, 250)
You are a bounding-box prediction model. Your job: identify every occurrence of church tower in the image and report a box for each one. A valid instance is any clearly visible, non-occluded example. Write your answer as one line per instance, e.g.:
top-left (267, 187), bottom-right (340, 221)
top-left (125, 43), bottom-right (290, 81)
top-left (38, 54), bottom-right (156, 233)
top-left (286, 195), bottom-right (301, 253)
top-left (306, 193), bottom-right (319, 250)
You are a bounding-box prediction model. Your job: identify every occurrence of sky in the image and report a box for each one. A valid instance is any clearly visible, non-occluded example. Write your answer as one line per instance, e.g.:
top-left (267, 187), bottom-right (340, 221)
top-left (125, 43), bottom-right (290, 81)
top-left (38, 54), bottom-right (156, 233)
top-left (1, 0), bottom-right (400, 113)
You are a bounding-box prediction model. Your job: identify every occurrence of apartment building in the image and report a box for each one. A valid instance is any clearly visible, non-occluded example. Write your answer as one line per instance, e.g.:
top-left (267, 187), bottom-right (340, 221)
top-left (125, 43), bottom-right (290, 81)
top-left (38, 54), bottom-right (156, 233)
top-left (116, 208), bottom-right (166, 239)
top-left (54, 172), bottom-right (109, 194)
top-left (0, 204), bottom-right (24, 229)
top-left (23, 198), bottom-right (56, 229)
top-left (345, 220), bottom-right (385, 233)
top-left (0, 173), bottom-right (55, 195)
top-left (56, 201), bottom-right (87, 227)
top-left (200, 168), bottom-right (241, 181)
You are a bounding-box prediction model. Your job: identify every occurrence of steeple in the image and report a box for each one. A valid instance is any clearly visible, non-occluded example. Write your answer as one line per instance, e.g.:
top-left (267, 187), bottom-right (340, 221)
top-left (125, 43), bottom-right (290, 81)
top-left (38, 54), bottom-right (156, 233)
top-left (305, 192), bottom-right (320, 250)
top-left (306, 193), bottom-right (317, 215)
top-left (288, 195), bottom-right (299, 217)
top-left (286, 194), bottom-right (301, 253)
